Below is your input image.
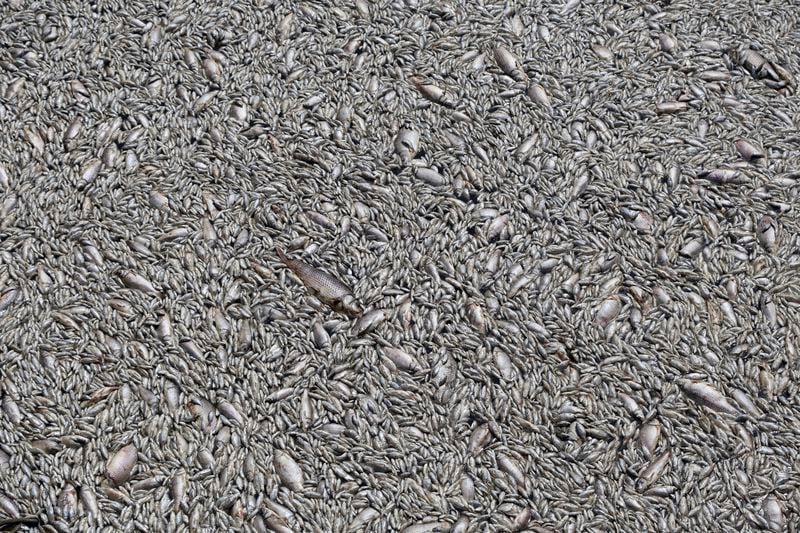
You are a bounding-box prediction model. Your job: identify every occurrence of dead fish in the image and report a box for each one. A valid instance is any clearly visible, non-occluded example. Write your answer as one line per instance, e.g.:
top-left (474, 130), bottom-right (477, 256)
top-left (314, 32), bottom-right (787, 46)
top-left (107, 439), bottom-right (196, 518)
top-left (157, 313), bottom-right (173, 340)
top-left (217, 401), bottom-right (244, 425)
top-left (679, 238), bottom-right (704, 258)
top-left (311, 319), bottom-right (330, 349)
top-left (106, 444), bottom-right (137, 486)
top-left (382, 347), bottom-right (420, 372)
top-left (511, 509), bottom-right (531, 532)
top-left (0, 492), bottom-right (20, 519)
top-left (299, 390), bottom-right (315, 429)
top-left (466, 301), bottom-right (487, 335)
top-left (397, 293), bottom-right (413, 328)
top-left (0, 289), bottom-right (19, 312)
top-left (494, 46), bottom-right (526, 82)
top-left (659, 33), bottom-right (677, 52)
top-left (119, 271), bottom-right (159, 295)
top-left (678, 379), bottom-right (740, 417)
top-left (655, 101), bottom-right (687, 114)
top-left (632, 211), bottom-right (654, 233)
top-left (351, 309), bottom-right (386, 336)
top-left (594, 296), bottom-right (621, 327)
top-left (81, 159), bottom-right (102, 184)
top-left (79, 487), bottom-right (99, 517)
top-left (619, 393), bottom-right (643, 420)
top-left (415, 167), bottom-right (446, 187)
top-left (735, 48), bottom-right (781, 81)
top-left (171, 470), bottom-right (187, 512)
top-left (697, 70), bottom-right (730, 82)
top-left (0, 163), bottom-right (9, 189)
top-left (760, 291), bottom-right (777, 326)
top-left (273, 451), bottom-right (303, 491)
top-left (264, 517), bottom-right (293, 533)
top-left (763, 496), bottom-right (784, 532)
top-left (734, 139), bottom-right (764, 161)
top-left (402, 523), bottom-right (449, 533)
top-left (57, 484), bottom-right (78, 520)
top-left (394, 128), bottom-right (419, 164)
top-left (497, 453), bottom-right (525, 487)
top-left (506, 273), bottom-right (533, 299)
top-left (639, 421), bottom-right (661, 457)
top-left (348, 508), bottom-right (379, 530)
top-left (148, 190), bottom-right (169, 210)
top-left (592, 43), bottom-right (613, 60)
top-left (486, 214), bottom-right (509, 241)
top-left (468, 423), bottom-right (492, 455)
top-left (527, 84), bottom-right (551, 106)
top-left (637, 451), bottom-right (671, 491)
top-left (409, 75), bottom-right (456, 108)
top-left (755, 215), bottom-right (778, 252)
top-left (276, 248), bottom-right (362, 317)
top-left (25, 127), bottom-right (44, 154)
top-left (698, 168), bottom-right (743, 184)
top-left (0, 516), bottom-right (41, 530)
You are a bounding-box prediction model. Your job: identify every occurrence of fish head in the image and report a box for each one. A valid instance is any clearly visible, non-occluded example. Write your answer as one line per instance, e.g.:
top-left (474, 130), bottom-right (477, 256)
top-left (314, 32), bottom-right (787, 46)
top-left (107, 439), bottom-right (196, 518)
top-left (338, 295), bottom-right (363, 317)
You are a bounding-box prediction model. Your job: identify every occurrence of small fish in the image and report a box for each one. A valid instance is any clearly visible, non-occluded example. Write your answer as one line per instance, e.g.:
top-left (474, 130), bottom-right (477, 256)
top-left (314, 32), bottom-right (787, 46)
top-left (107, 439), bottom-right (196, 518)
top-left (276, 248), bottom-right (362, 317)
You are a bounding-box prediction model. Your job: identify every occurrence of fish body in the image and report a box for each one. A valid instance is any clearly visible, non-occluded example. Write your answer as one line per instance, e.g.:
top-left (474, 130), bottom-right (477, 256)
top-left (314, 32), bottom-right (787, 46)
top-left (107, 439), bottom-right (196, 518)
top-left (276, 248), bottom-right (362, 317)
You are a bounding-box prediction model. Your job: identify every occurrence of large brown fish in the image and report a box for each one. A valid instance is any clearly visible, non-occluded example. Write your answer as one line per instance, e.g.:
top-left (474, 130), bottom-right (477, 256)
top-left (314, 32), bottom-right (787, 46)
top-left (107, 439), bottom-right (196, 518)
top-left (276, 248), bottom-right (363, 317)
